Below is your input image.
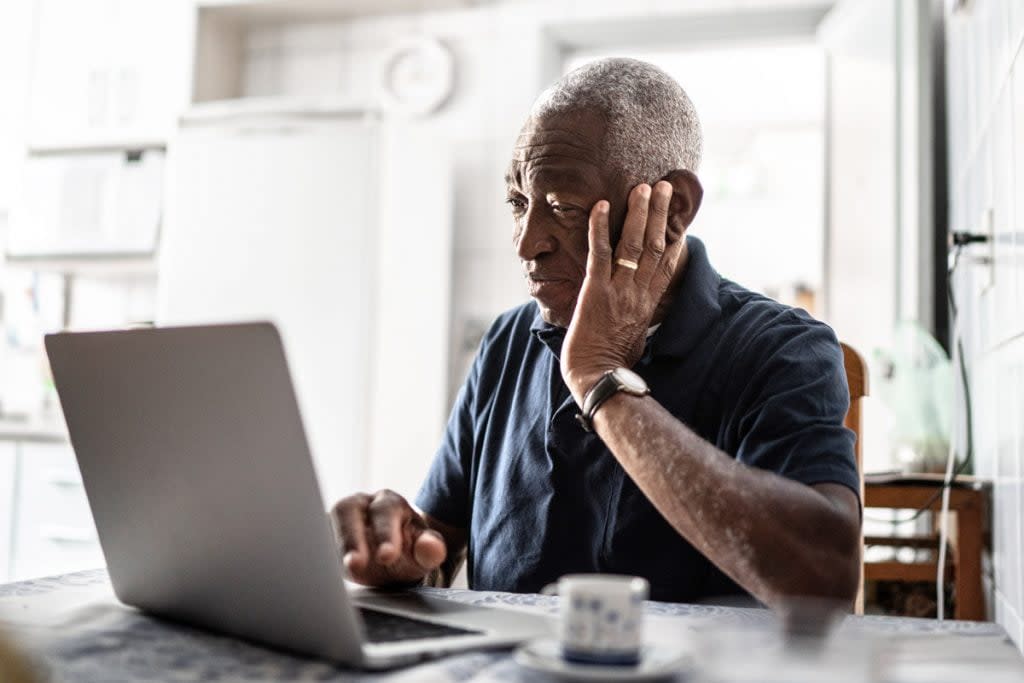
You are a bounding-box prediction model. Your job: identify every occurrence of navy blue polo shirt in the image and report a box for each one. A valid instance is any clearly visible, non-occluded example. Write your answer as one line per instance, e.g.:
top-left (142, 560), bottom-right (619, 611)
top-left (417, 236), bottom-right (858, 603)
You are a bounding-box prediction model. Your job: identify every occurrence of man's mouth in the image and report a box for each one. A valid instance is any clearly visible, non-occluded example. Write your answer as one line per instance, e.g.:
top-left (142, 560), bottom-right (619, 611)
top-left (525, 274), bottom-right (571, 298)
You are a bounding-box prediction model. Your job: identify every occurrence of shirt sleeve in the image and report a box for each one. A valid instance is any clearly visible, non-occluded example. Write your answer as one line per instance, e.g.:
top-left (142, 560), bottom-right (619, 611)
top-left (414, 338), bottom-right (487, 529)
top-left (729, 314), bottom-right (861, 500)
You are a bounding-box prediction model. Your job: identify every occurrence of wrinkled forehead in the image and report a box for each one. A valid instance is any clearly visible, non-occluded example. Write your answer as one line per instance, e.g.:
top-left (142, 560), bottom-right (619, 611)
top-left (504, 161), bottom-right (606, 199)
top-left (506, 109), bottom-right (611, 189)
top-left (512, 108), bottom-right (607, 160)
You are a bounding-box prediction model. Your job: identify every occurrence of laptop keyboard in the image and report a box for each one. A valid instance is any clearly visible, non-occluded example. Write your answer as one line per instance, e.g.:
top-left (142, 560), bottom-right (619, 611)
top-left (357, 607), bottom-right (483, 643)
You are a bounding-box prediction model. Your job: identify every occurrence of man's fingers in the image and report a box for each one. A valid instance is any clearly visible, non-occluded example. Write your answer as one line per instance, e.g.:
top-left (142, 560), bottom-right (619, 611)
top-left (412, 529), bottom-right (447, 570)
top-left (612, 184), bottom-right (650, 281)
top-left (332, 494), bottom-right (371, 574)
top-left (586, 200), bottom-right (612, 279)
top-left (332, 490), bottom-right (444, 587)
top-left (651, 236), bottom-right (686, 294)
top-left (635, 180), bottom-right (672, 287)
top-left (368, 490), bottom-right (408, 566)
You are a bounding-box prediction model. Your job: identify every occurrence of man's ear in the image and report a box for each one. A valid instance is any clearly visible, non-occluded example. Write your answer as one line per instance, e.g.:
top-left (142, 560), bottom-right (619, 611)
top-left (661, 169), bottom-right (703, 243)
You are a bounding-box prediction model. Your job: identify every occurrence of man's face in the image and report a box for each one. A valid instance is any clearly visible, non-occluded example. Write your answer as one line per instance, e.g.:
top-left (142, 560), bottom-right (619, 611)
top-left (506, 109), bottom-right (628, 328)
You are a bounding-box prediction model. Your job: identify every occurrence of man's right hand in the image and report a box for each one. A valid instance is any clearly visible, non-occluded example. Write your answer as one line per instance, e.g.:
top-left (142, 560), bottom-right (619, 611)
top-left (329, 489), bottom-right (448, 587)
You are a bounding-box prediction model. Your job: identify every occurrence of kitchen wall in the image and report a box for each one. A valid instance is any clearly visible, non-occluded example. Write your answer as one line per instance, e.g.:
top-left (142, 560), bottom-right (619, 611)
top-left (945, 0), bottom-right (1024, 650)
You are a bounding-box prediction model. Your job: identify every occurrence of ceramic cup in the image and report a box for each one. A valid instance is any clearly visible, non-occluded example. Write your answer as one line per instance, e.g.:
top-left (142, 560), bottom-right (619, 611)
top-left (558, 574), bottom-right (649, 666)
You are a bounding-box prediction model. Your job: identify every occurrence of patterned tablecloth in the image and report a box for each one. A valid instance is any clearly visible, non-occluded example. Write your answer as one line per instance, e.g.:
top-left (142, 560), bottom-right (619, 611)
top-left (0, 569), bottom-right (1022, 682)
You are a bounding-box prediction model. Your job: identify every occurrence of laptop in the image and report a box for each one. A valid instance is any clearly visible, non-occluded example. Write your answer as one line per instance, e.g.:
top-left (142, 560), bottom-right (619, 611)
top-left (44, 322), bottom-right (550, 669)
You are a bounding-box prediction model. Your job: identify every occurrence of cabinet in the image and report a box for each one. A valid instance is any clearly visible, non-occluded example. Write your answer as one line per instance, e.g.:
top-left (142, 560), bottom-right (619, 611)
top-left (0, 445), bottom-right (16, 579)
top-left (0, 438), bottom-right (102, 583)
top-left (10, 442), bottom-right (102, 581)
top-left (27, 0), bottom-right (192, 149)
top-left (9, 148), bottom-right (165, 259)
top-left (0, 2), bottom-right (34, 211)
top-left (4, 0), bottom-right (191, 388)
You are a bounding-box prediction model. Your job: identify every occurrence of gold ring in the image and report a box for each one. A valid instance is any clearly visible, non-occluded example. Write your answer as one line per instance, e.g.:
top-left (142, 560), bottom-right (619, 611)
top-left (615, 258), bottom-right (639, 270)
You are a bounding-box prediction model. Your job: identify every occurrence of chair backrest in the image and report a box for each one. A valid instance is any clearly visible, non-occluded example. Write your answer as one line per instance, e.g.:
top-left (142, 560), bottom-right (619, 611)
top-left (840, 342), bottom-right (868, 478)
top-left (840, 341), bottom-right (868, 615)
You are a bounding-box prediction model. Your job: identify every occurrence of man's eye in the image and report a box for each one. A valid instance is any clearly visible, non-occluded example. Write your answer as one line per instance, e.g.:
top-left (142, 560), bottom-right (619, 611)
top-left (552, 204), bottom-right (582, 216)
top-left (506, 197), bottom-right (527, 211)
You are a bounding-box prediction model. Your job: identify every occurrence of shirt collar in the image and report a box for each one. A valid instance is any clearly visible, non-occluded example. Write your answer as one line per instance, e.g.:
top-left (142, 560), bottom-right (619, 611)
top-left (530, 308), bottom-right (566, 356)
top-left (649, 235), bottom-right (721, 360)
top-left (529, 235), bottom-right (721, 361)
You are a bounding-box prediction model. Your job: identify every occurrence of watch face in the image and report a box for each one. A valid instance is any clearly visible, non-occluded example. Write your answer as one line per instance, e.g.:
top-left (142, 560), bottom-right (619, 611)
top-left (612, 368), bottom-right (648, 394)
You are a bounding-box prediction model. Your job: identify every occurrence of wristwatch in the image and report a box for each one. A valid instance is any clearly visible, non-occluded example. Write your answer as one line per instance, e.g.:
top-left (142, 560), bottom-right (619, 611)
top-left (575, 368), bottom-right (650, 432)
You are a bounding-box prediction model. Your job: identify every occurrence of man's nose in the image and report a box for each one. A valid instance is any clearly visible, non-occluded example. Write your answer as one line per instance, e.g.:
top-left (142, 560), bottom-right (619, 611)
top-left (514, 208), bottom-right (557, 261)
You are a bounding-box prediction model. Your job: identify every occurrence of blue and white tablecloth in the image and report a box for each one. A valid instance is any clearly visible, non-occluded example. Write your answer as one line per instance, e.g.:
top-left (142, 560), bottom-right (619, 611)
top-left (0, 569), bottom-right (1021, 682)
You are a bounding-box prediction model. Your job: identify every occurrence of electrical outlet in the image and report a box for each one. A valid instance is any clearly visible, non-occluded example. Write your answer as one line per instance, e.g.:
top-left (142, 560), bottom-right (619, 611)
top-left (980, 207), bottom-right (995, 293)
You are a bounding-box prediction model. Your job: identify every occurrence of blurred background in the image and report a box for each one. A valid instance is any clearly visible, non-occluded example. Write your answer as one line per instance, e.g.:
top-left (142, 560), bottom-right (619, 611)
top-left (0, 0), bottom-right (1021, 642)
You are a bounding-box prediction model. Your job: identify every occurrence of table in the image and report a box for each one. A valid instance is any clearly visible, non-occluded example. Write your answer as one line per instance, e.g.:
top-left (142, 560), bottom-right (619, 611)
top-left (0, 570), bottom-right (1022, 682)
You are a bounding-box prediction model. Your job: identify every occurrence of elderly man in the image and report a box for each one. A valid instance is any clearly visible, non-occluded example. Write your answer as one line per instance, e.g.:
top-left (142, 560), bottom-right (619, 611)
top-left (332, 58), bottom-right (861, 608)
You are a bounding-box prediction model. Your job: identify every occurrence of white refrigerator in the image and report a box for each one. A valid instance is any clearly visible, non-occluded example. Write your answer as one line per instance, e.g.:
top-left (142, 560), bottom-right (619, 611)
top-left (159, 105), bottom-right (452, 504)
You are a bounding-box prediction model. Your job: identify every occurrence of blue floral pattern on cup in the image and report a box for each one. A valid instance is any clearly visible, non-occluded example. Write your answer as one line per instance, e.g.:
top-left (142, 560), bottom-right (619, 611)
top-left (559, 574), bottom-right (649, 666)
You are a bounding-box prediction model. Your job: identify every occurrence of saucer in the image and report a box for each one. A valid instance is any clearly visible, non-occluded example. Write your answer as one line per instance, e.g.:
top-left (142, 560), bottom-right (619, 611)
top-left (514, 638), bottom-right (694, 681)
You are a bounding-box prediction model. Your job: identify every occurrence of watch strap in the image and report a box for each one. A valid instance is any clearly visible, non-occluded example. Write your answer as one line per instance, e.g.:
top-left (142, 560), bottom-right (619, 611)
top-left (574, 370), bottom-right (649, 433)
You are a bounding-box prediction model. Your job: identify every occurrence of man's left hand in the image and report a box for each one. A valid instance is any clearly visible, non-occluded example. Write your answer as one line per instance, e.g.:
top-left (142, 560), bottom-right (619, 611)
top-left (561, 181), bottom-right (685, 405)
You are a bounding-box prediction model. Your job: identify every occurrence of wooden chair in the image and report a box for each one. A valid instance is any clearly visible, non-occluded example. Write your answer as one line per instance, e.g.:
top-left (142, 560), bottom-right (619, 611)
top-left (839, 342), bottom-right (868, 614)
top-left (844, 342), bottom-right (987, 620)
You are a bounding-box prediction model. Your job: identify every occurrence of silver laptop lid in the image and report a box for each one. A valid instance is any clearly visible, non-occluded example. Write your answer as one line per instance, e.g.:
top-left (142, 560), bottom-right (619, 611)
top-left (45, 322), bottom-right (365, 664)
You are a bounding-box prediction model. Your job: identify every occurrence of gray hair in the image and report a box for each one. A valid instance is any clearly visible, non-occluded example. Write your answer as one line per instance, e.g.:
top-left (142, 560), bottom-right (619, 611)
top-left (530, 57), bottom-right (703, 182)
